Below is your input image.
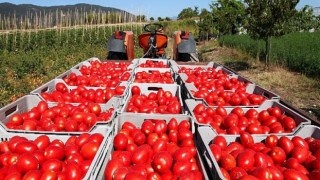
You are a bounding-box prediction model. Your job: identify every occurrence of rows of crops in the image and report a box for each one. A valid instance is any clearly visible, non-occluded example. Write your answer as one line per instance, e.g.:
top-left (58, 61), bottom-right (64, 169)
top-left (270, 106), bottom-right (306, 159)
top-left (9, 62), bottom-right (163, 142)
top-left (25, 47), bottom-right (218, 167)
top-left (0, 24), bottom-right (144, 107)
top-left (218, 32), bottom-right (320, 77)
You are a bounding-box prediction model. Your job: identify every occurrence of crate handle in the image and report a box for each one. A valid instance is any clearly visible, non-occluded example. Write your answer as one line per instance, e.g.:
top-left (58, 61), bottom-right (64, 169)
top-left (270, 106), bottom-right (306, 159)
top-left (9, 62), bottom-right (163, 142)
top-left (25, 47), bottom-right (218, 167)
top-left (262, 91), bottom-right (272, 99)
top-left (40, 86), bottom-right (49, 93)
top-left (203, 150), bottom-right (213, 168)
top-left (147, 87), bottom-right (162, 91)
top-left (5, 105), bottom-right (18, 117)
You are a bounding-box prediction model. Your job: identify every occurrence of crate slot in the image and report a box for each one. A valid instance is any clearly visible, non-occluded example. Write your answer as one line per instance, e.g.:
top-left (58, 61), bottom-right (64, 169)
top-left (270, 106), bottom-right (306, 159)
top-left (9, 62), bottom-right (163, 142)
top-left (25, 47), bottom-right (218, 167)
top-left (147, 87), bottom-right (163, 91)
top-left (5, 106), bottom-right (17, 117)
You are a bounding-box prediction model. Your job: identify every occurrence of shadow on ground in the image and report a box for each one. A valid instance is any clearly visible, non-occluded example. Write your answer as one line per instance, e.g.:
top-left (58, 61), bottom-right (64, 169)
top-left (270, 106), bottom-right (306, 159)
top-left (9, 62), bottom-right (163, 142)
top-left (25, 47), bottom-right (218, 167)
top-left (224, 61), bottom-right (251, 71)
top-left (301, 107), bottom-right (320, 123)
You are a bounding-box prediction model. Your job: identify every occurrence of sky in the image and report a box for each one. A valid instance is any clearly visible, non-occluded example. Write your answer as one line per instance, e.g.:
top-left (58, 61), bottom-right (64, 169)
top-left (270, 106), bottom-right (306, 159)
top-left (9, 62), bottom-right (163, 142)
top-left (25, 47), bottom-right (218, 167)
top-left (0, 0), bottom-right (319, 18)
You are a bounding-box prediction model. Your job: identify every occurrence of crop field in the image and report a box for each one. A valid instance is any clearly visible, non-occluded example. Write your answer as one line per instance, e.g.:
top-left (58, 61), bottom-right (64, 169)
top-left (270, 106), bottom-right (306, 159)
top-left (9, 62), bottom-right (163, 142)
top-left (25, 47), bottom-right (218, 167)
top-left (218, 32), bottom-right (320, 77)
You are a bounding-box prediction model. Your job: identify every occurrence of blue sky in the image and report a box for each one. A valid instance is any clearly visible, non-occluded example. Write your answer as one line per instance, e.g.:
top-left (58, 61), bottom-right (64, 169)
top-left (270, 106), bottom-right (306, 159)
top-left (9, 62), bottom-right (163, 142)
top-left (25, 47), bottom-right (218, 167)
top-left (1, 0), bottom-right (318, 18)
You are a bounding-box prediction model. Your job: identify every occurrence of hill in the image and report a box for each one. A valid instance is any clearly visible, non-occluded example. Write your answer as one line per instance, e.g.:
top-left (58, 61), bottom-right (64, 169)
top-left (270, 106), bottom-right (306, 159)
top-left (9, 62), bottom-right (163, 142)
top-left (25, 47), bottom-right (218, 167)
top-left (0, 2), bottom-right (125, 17)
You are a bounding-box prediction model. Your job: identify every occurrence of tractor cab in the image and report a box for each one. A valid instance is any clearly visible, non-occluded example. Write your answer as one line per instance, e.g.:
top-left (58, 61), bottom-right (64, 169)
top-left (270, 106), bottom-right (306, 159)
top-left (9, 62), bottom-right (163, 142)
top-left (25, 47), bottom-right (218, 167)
top-left (138, 23), bottom-right (168, 59)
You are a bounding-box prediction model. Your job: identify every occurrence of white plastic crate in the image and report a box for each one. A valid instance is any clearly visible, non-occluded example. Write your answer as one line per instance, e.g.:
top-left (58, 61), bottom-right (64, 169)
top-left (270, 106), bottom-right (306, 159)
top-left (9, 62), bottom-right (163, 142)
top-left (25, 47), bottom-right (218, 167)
top-left (97, 113), bottom-right (208, 179)
top-left (0, 123), bottom-right (112, 180)
top-left (185, 99), bottom-right (311, 134)
top-left (120, 83), bottom-right (184, 114)
top-left (132, 67), bottom-right (175, 84)
top-left (197, 125), bottom-right (320, 180)
top-left (71, 57), bottom-right (101, 70)
top-left (0, 95), bottom-right (117, 134)
top-left (137, 58), bottom-right (170, 67)
top-left (183, 82), bottom-right (279, 107)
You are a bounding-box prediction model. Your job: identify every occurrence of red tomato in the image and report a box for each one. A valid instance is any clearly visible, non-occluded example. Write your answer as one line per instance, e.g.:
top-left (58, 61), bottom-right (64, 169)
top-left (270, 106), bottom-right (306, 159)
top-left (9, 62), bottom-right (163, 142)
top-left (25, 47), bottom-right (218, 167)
top-left (153, 151), bottom-right (173, 174)
top-left (22, 170), bottom-right (42, 180)
top-left (44, 146), bottom-right (65, 160)
top-left (141, 120), bottom-right (155, 135)
top-left (131, 145), bottom-right (150, 165)
top-left (14, 141), bottom-right (38, 154)
top-left (131, 86), bottom-right (141, 95)
top-left (237, 149), bottom-right (255, 171)
top-left (278, 136), bottom-right (294, 154)
top-left (172, 160), bottom-right (192, 176)
top-left (291, 146), bottom-right (309, 163)
top-left (265, 135), bottom-right (278, 148)
top-left (268, 147), bottom-right (286, 164)
top-left (193, 104), bottom-right (206, 115)
top-left (16, 153), bottom-right (39, 173)
top-left (220, 154), bottom-right (236, 171)
top-left (240, 132), bottom-right (254, 148)
top-left (80, 141), bottom-right (100, 160)
top-left (113, 134), bottom-right (128, 151)
top-left (34, 135), bottom-right (50, 151)
top-left (283, 169), bottom-right (308, 180)
top-left (66, 162), bottom-right (83, 180)
top-left (41, 159), bottom-right (63, 172)
top-left (105, 159), bottom-right (124, 180)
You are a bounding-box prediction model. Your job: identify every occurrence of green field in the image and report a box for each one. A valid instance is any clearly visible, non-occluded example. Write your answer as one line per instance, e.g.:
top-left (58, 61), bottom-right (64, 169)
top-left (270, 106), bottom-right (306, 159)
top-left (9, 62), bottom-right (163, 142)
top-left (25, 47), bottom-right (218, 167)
top-left (219, 32), bottom-right (320, 77)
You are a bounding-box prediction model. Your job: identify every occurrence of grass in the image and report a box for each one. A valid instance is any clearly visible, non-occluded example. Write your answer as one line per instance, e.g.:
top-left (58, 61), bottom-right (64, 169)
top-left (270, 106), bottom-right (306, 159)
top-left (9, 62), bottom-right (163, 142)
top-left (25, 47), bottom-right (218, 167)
top-left (198, 40), bottom-right (320, 120)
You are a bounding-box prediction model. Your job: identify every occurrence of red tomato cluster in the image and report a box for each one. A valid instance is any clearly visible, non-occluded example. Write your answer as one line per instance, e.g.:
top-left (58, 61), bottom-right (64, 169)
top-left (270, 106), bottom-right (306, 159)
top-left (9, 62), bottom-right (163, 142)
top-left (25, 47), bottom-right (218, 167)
top-left (40, 83), bottom-right (126, 103)
top-left (0, 133), bottom-right (103, 179)
top-left (193, 104), bottom-right (297, 134)
top-left (79, 60), bottom-right (132, 75)
top-left (192, 88), bottom-right (266, 106)
top-left (126, 86), bottom-right (181, 114)
top-left (105, 118), bottom-right (202, 180)
top-left (134, 70), bottom-right (174, 84)
top-left (138, 60), bottom-right (169, 68)
top-left (6, 101), bottom-right (114, 132)
top-left (179, 67), bottom-right (249, 91)
top-left (210, 133), bottom-right (320, 180)
top-left (63, 71), bottom-right (131, 87)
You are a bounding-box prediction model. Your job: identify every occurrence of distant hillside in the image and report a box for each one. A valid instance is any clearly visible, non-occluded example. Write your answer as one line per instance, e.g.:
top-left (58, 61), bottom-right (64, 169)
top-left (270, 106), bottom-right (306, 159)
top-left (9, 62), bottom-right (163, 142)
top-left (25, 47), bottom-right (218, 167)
top-left (0, 2), bottom-right (125, 17)
top-left (0, 2), bottom-right (137, 29)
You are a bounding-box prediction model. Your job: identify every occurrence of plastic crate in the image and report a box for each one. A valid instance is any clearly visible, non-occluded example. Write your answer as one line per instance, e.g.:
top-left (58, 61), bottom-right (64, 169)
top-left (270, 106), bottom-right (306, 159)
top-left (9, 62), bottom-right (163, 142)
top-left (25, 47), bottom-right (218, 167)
top-left (183, 82), bottom-right (279, 107)
top-left (30, 79), bottom-right (129, 107)
top-left (185, 99), bottom-right (311, 134)
top-left (196, 125), bottom-right (320, 180)
top-left (0, 123), bottom-right (112, 180)
top-left (0, 95), bottom-right (117, 134)
top-left (97, 113), bottom-right (209, 179)
top-left (120, 83), bottom-right (184, 114)
top-left (137, 58), bottom-right (170, 68)
top-left (71, 57), bottom-right (101, 69)
top-left (132, 67), bottom-right (175, 84)
top-left (55, 68), bottom-right (82, 79)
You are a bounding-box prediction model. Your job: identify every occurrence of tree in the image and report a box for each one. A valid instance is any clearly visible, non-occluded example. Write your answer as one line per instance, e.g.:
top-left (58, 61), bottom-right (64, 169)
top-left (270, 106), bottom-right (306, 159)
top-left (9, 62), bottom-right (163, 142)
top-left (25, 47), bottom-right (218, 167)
top-left (178, 7), bottom-right (198, 19)
top-left (165, 17), bottom-right (171, 21)
top-left (150, 17), bottom-right (154, 21)
top-left (157, 17), bottom-right (164, 21)
top-left (210, 0), bottom-right (246, 36)
top-left (244, 0), bottom-right (299, 67)
top-left (198, 8), bottom-right (215, 41)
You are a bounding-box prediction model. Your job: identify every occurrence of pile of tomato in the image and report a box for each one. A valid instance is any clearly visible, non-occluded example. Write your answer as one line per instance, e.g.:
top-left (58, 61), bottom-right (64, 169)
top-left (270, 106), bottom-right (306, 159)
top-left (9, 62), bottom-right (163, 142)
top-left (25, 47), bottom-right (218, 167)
top-left (40, 82), bottom-right (126, 104)
top-left (192, 102), bottom-right (297, 134)
top-left (5, 100), bottom-right (114, 132)
top-left (0, 133), bottom-right (104, 179)
top-left (138, 60), bottom-right (169, 68)
top-left (134, 70), bottom-right (174, 84)
top-left (209, 133), bottom-right (320, 179)
top-left (125, 86), bottom-right (181, 114)
top-left (105, 118), bottom-right (202, 179)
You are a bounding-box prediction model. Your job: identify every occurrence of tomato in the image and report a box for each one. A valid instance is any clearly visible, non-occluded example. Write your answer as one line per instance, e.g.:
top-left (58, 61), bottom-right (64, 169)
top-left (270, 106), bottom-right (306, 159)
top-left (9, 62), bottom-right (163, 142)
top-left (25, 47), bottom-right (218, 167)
top-left (254, 152), bottom-right (268, 168)
top-left (66, 162), bottom-right (83, 180)
top-left (291, 136), bottom-right (308, 149)
top-left (153, 151), bottom-right (173, 174)
top-left (291, 146), bottom-right (309, 163)
top-left (265, 135), bottom-right (278, 148)
top-left (133, 132), bottom-right (146, 146)
top-left (240, 132), bottom-right (254, 148)
top-left (41, 159), bottom-right (63, 172)
top-left (173, 147), bottom-right (194, 162)
top-left (131, 86), bottom-right (141, 95)
top-left (44, 145), bottom-right (65, 160)
top-left (16, 153), bottom-right (39, 173)
top-left (283, 169), bottom-right (308, 180)
top-left (113, 134), bottom-right (128, 151)
top-left (229, 167), bottom-right (247, 179)
top-left (22, 170), bottom-right (42, 180)
top-left (154, 121), bottom-right (167, 135)
top-left (131, 145), bottom-right (150, 165)
top-left (9, 114), bottom-right (24, 126)
top-left (268, 147), bottom-right (286, 164)
top-left (278, 136), bottom-right (294, 154)
top-left (213, 136), bottom-right (227, 150)
top-left (210, 144), bottom-right (222, 162)
top-left (34, 135), bottom-right (50, 151)
top-left (178, 120), bottom-right (191, 130)
top-left (220, 167), bottom-right (231, 180)
top-left (105, 159), bottom-right (124, 180)
top-left (88, 133), bottom-right (104, 144)
top-left (141, 120), bottom-right (155, 135)
top-left (124, 171), bottom-right (147, 180)
top-left (237, 149), bottom-right (255, 171)
top-left (8, 136), bottom-right (28, 152)
top-left (14, 141), bottom-right (38, 154)
top-left (220, 154), bottom-right (236, 170)
top-left (193, 104), bottom-right (205, 115)
top-left (80, 141), bottom-right (100, 160)
top-left (250, 167), bottom-right (273, 180)
top-left (172, 160), bottom-right (192, 176)
top-left (178, 128), bottom-right (193, 142)
top-left (152, 139), bottom-right (167, 153)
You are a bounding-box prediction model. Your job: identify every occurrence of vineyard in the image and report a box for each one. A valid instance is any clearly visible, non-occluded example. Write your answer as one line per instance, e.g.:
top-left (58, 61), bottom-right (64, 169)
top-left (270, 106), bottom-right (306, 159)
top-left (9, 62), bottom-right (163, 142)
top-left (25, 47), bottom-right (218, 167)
top-left (218, 32), bottom-right (320, 77)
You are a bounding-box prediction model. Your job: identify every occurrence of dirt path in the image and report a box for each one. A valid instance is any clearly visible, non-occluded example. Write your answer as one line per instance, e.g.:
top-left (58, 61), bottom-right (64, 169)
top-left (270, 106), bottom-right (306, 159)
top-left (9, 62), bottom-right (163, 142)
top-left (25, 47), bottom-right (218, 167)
top-left (198, 40), bottom-right (320, 121)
